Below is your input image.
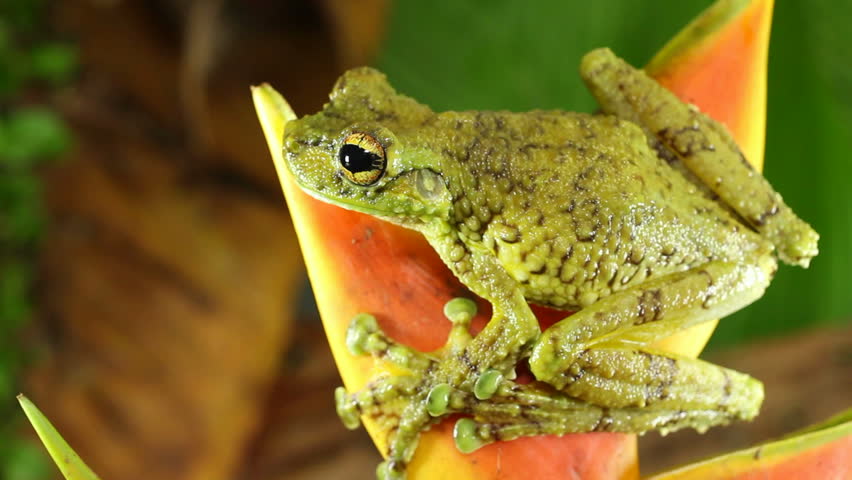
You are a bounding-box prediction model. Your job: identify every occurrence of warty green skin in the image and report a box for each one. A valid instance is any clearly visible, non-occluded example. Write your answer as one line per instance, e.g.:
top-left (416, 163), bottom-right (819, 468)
top-left (283, 48), bottom-right (819, 479)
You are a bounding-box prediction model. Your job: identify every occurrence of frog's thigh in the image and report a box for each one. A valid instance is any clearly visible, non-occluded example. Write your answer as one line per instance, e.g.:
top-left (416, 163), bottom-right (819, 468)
top-left (530, 257), bottom-right (776, 389)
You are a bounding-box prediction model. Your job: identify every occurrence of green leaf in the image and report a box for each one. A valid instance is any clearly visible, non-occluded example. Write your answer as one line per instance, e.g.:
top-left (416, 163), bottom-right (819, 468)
top-left (0, 46), bottom-right (28, 98)
top-left (0, 259), bottom-right (33, 326)
top-left (1, 440), bottom-right (52, 480)
top-left (0, 0), bottom-right (46, 31)
top-left (377, 0), bottom-right (709, 112)
top-left (0, 107), bottom-right (71, 165)
top-left (0, 172), bottom-right (44, 244)
top-left (29, 43), bottom-right (77, 84)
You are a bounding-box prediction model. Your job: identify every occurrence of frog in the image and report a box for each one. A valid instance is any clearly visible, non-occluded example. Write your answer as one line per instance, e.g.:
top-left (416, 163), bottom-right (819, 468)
top-left (281, 48), bottom-right (819, 479)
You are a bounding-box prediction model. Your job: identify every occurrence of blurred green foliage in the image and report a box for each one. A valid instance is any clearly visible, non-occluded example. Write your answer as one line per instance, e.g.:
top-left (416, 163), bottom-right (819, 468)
top-left (376, 0), bottom-right (851, 348)
top-left (1, 0), bottom-right (75, 477)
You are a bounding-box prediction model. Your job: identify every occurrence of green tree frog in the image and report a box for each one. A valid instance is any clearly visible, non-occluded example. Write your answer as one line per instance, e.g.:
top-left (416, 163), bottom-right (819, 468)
top-left (281, 48), bottom-right (819, 479)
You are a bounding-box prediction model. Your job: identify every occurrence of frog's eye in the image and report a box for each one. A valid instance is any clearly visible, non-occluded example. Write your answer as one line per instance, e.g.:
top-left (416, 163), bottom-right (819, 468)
top-left (338, 132), bottom-right (386, 186)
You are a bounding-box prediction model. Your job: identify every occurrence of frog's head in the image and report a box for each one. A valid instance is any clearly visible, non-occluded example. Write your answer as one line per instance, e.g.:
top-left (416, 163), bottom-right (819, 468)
top-left (282, 67), bottom-right (451, 226)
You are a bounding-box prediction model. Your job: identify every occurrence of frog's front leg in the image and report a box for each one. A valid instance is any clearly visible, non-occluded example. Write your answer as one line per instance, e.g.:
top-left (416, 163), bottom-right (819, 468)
top-left (529, 255), bottom-right (776, 433)
top-left (336, 240), bottom-right (541, 479)
top-left (433, 241), bottom-right (543, 387)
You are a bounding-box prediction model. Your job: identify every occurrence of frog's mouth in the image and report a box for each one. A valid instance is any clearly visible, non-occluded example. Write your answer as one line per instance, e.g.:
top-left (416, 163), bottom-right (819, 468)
top-left (297, 169), bottom-right (451, 227)
top-left (296, 178), bottom-right (391, 217)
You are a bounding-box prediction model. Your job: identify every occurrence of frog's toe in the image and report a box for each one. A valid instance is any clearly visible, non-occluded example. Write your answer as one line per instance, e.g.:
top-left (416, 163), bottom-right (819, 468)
top-left (335, 386), bottom-right (361, 429)
top-left (528, 329), bottom-right (586, 389)
top-left (344, 313), bottom-right (432, 371)
top-left (473, 369), bottom-right (504, 400)
top-left (453, 417), bottom-right (488, 453)
top-left (442, 297), bottom-right (477, 351)
top-left (425, 383), bottom-right (452, 416)
top-left (345, 312), bottom-right (383, 356)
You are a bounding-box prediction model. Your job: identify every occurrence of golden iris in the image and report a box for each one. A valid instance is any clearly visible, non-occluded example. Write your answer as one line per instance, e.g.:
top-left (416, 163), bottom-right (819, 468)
top-left (339, 132), bottom-right (386, 185)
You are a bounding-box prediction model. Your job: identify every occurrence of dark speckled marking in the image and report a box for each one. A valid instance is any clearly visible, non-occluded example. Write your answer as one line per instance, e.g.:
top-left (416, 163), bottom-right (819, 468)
top-left (698, 269), bottom-right (716, 309)
top-left (461, 137), bottom-right (479, 163)
top-left (529, 263), bottom-right (548, 275)
top-left (593, 408), bottom-right (614, 432)
top-left (658, 356), bottom-right (678, 401)
top-left (460, 349), bottom-right (478, 374)
top-left (636, 289), bottom-right (663, 324)
top-left (752, 203), bottom-right (779, 227)
top-left (565, 199), bottom-right (576, 213)
top-left (721, 370), bottom-right (733, 408)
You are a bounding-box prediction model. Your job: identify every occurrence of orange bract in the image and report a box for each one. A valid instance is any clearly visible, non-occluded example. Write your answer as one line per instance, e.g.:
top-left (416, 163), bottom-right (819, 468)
top-left (647, 410), bottom-right (852, 480)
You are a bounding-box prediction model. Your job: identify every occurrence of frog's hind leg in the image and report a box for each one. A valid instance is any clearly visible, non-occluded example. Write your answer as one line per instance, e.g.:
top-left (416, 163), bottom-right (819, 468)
top-left (579, 48), bottom-right (818, 267)
top-left (529, 255), bottom-right (776, 433)
top-left (337, 307), bottom-right (740, 469)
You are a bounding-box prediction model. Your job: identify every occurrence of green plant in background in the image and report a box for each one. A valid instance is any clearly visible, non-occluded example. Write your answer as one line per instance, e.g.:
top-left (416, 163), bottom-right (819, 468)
top-left (1, 0), bottom-right (75, 478)
top-left (376, 0), bottom-right (852, 348)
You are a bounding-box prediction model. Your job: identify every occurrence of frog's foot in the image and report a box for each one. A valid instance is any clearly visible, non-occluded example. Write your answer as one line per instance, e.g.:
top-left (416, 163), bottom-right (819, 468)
top-left (336, 298), bottom-right (528, 479)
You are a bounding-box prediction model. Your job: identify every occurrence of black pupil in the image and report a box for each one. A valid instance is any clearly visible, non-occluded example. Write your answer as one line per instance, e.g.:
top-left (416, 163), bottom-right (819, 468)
top-left (339, 143), bottom-right (380, 173)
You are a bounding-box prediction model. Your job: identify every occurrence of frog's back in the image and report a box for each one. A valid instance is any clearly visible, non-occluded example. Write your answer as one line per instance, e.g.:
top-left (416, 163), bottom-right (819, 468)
top-left (431, 110), bottom-right (769, 309)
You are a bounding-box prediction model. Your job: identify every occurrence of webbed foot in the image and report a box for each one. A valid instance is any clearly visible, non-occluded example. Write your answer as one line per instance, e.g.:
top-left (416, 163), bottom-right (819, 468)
top-left (336, 298), bottom-right (517, 479)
